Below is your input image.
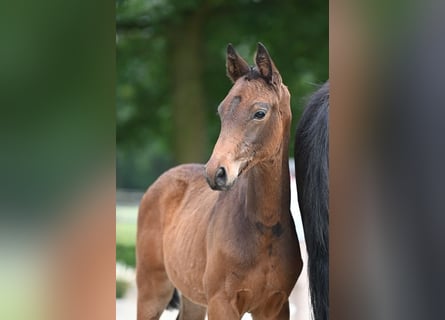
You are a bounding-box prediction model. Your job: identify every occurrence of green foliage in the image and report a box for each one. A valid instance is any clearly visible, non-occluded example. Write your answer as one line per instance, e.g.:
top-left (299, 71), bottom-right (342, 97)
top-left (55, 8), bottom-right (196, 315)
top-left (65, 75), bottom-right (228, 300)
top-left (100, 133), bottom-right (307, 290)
top-left (117, 0), bottom-right (328, 189)
top-left (116, 244), bottom-right (136, 267)
top-left (116, 279), bottom-right (130, 298)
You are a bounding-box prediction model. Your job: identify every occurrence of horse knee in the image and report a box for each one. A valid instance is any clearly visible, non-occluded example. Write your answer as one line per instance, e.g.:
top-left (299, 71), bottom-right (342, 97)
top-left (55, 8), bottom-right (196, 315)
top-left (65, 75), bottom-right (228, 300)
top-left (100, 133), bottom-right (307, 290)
top-left (136, 295), bottom-right (164, 320)
top-left (251, 296), bottom-right (289, 320)
top-left (137, 291), bottom-right (176, 320)
top-left (136, 274), bottom-right (175, 320)
top-left (207, 296), bottom-right (239, 320)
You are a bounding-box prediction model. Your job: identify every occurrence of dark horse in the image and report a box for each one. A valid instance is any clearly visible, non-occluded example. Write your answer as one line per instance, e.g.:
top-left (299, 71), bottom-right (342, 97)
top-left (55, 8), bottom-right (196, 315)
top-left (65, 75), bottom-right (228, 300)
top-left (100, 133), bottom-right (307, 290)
top-left (136, 43), bottom-right (302, 319)
top-left (294, 81), bottom-right (329, 320)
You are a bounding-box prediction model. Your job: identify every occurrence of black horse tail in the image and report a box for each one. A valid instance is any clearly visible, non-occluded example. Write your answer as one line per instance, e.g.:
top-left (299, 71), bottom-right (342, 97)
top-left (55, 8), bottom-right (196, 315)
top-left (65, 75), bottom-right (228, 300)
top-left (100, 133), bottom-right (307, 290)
top-left (294, 81), bottom-right (329, 320)
top-left (167, 289), bottom-right (180, 310)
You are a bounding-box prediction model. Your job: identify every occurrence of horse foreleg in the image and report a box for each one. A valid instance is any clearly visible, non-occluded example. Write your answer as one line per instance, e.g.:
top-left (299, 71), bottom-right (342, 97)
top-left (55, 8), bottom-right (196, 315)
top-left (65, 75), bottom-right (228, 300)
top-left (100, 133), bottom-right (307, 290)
top-left (136, 269), bottom-right (175, 320)
top-left (177, 295), bottom-right (206, 320)
top-left (273, 301), bottom-right (290, 320)
top-left (207, 295), bottom-right (240, 320)
top-left (251, 298), bottom-right (290, 320)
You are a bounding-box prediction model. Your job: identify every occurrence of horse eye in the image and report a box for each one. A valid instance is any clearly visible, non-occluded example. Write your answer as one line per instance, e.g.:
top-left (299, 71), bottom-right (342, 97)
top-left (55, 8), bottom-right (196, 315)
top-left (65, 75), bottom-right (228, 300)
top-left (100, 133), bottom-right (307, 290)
top-left (253, 110), bottom-right (266, 120)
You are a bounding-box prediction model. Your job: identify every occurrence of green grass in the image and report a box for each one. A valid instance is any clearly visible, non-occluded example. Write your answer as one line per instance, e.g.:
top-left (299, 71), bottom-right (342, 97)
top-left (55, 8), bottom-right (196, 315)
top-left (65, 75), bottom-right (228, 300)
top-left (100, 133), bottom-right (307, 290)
top-left (116, 205), bottom-right (138, 266)
top-left (116, 205), bottom-right (137, 245)
top-left (116, 279), bottom-right (130, 298)
top-left (116, 223), bottom-right (137, 246)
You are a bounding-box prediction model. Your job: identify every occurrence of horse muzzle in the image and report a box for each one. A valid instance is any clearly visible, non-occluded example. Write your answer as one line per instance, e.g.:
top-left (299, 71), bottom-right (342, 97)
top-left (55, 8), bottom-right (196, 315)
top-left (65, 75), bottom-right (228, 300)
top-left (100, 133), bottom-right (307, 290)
top-left (205, 156), bottom-right (244, 191)
top-left (205, 166), bottom-right (231, 191)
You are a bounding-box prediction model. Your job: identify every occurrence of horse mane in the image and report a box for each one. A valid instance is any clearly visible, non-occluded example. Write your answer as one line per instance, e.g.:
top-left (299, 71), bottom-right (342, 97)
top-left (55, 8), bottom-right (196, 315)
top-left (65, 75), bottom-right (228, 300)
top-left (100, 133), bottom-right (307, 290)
top-left (294, 81), bottom-right (329, 320)
top-left (244, 66), bottom-right (262, 80)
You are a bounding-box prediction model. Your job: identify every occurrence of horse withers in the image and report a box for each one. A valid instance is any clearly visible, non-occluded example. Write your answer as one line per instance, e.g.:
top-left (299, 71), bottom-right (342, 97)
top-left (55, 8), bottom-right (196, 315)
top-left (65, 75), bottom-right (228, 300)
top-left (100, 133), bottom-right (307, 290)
top-left (136, 43), bottom-right (302, 320)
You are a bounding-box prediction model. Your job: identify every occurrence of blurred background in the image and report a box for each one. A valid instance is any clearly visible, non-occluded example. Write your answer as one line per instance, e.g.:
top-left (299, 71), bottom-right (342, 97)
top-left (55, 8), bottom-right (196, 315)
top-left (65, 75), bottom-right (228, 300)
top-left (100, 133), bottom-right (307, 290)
top-left (116, 0), bottom-right (327, 318)
top-left (2, 1), bottom-right (445, 319)
top-left (116, 0), bottom-right (328, 189)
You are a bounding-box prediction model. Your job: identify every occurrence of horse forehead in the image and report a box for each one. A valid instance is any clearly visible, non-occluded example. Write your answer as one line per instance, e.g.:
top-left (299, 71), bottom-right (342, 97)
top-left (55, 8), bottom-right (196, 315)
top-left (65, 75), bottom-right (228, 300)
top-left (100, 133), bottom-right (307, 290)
top-left (235, 78), bottom-right (272, 97)
top-left (222, 80), bottom-right (273, 108)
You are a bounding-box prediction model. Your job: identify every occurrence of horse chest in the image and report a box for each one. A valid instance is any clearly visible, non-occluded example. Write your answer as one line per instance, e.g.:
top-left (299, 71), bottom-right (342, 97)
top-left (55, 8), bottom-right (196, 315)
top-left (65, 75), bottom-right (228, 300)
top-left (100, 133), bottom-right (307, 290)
top-left (211, 234), bottom-right (295, 286)
top-left (237, 245), bottom-right (290, 290)
top-left (214, 247), bottom-right (294, 315)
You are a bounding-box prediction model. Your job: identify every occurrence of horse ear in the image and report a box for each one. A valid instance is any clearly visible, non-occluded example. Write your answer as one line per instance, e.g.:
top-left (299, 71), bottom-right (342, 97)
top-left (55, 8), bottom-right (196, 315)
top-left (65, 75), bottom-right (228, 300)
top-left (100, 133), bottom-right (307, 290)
top-left (226, 44), bottom-right (250, 83)
top-left (255, 42), bottom-right (282, 85)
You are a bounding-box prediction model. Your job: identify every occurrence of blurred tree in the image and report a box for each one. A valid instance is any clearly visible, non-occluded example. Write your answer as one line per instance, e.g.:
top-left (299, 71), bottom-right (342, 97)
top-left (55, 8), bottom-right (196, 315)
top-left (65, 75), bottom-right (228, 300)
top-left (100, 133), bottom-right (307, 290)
top-left (168, 6), bottom-right (208, 163)
top-left (116, 0), bottom-right (328, 189)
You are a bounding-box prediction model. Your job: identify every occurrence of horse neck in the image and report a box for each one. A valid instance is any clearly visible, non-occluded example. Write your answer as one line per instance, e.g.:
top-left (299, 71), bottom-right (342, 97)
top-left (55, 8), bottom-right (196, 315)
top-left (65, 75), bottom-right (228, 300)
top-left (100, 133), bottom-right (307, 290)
top-left (243, 126), bottom-right (291, 228)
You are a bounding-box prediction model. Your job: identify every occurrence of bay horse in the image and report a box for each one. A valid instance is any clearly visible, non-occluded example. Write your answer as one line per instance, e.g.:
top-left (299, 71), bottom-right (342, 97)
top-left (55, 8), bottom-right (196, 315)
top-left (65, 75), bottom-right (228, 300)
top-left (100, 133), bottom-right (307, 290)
top-left (136, 43), bottom-right (302, 319)
top-left (294, 81), bottom-right (329, 320)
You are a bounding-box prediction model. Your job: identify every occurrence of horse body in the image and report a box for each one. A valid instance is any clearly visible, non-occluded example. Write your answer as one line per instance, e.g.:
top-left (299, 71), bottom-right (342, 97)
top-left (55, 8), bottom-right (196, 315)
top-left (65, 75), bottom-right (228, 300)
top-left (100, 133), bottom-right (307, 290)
top-left (138, 164), bottom-right (214, 306)
top-left (137, 43), bottom-right (302, 320)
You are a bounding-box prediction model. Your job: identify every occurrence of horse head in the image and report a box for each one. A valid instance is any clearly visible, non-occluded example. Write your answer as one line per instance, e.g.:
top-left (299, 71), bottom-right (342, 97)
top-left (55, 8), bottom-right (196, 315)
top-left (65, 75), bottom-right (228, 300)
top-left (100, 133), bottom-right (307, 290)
top-left (205, 43), bottom-right (291, 191)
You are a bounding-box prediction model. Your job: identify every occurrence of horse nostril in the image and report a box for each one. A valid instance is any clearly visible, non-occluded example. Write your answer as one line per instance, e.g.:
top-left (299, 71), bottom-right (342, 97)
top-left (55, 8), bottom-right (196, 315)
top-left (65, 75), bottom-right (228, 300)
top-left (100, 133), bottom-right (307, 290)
top-left (215, 167), bottom-right (227, 187)
top-left (216, 167), bottom-right (225, 178)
